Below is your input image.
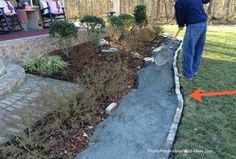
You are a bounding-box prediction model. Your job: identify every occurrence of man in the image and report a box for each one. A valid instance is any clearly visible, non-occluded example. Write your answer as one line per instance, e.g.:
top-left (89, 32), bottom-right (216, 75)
top-left (175, 0), bottom-right (210, 80)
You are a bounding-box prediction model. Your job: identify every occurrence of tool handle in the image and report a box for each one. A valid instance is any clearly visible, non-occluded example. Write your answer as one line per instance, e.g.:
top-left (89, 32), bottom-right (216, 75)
top-left (169, 28), bottom-right (181, 47)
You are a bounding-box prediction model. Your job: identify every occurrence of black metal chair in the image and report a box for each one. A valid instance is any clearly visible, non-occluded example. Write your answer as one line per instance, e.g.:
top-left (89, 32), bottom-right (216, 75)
top-left (38, 0), bottom-right (66, 28)
top-left (0, 3), bottom-right (22, 33)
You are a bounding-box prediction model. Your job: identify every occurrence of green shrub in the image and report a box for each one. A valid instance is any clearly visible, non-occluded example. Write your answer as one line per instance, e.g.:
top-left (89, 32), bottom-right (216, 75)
top-left (133, 5), bottom-right (148, 28)
top-left (80, 15), bottom-right (106, 44)
top-left (49, 21), bottom-right (78, 38)
top-left (103, 16), bottom-right (112, 26)
top-left (107, 13), bottom-right (135, 39)
top-left (22, 54), bottom-right (69, 76)
top-left (49, 21), bottom-right (78, 56)
top-left (117, 13), bottom-right (135, 29)
top-left (80, 15), bottom-right (105, 30)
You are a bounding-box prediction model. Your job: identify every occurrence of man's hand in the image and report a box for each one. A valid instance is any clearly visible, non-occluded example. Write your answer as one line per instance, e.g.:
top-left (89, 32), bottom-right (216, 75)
top-left (179, 26), bottom-right (184, 30)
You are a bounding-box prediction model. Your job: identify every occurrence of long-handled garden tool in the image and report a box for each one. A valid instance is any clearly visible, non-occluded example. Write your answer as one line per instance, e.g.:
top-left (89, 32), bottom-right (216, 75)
top-left (154, 28), bottom-right (181, 66)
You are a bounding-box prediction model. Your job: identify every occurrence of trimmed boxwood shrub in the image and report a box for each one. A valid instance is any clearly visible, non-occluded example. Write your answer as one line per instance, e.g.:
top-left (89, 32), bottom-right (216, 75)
top-left (80, 15), bottom-right (106, 44)
top-left (49, 21), bottom-right (78, 56)
top-left (133, 4), bottom-right (148, 28)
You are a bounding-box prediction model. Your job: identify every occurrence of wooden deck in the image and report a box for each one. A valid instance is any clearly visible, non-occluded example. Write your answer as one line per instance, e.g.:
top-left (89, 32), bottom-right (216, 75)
top-left (0, 29), bottom-right (49, 42)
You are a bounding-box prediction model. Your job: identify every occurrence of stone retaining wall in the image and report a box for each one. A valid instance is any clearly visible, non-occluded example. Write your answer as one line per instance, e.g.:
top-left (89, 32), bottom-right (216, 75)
top-left (0, 28), bottom-right (110, 64)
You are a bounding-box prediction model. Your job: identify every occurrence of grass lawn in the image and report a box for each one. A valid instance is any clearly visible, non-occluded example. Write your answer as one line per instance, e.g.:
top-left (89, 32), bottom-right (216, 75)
top-left (163, 25), bottom-right (236, 159)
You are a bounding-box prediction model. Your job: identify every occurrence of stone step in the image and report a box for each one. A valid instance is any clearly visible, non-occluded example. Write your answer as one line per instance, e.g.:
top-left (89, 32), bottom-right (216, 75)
top-left (0, 74), bottom-right (82, 144)
top-left (0, 64), bottom-right (25, 99)
top-left (0, 59), bottom-right (5, 77)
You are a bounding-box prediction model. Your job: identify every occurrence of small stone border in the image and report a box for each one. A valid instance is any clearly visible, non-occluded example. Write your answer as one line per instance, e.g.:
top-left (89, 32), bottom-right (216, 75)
top-left (162, 40), bottom-right (184, 159)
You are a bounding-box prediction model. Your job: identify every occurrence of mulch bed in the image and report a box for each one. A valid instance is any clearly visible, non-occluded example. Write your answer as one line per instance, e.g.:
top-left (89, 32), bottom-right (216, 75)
top-left (47, 37), bottom-right (163, 158)
top-left (1, 33), bottom-right (164, 158)
top-left (48, 42), bottom-right (141, 158)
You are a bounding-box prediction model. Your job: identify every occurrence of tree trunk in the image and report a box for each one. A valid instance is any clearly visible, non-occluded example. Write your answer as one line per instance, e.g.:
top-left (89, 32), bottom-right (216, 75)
top-left (224, 0), bottom-right (231, 17)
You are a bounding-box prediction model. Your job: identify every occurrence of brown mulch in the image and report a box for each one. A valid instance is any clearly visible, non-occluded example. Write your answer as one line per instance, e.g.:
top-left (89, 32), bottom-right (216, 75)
top-left (45, 42), bottom-right (144, 158)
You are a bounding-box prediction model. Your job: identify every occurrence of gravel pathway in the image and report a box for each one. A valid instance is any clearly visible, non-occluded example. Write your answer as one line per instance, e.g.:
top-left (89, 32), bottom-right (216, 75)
top-left (77, 40), bottom-right (182, 159)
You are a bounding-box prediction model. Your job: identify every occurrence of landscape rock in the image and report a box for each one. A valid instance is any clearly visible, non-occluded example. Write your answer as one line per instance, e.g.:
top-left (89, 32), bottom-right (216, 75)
top-left (102, 47), bottom-right (118, 53)
top-left (105, 102), bottom-right (118, 115)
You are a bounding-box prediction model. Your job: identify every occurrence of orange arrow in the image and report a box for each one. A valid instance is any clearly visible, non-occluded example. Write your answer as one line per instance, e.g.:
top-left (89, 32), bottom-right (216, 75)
top-left (189, 88), bottom-right (236, 102)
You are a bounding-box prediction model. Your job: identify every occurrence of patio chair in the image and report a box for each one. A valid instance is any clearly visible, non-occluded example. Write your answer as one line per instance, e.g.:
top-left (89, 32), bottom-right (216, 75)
top-left (0, 0), bottom-right (22, 32)
top-left (38, 0), bottom-right (66, 28)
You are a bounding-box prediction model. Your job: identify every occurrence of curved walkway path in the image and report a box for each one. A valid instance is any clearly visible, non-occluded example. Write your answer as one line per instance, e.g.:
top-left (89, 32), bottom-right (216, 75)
top-left (77, 40), bottom-right (182, 159)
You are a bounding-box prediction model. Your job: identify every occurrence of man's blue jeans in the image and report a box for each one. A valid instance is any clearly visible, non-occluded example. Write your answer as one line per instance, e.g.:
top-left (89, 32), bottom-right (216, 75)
top-left (182, 22), bottom-right (207, 79)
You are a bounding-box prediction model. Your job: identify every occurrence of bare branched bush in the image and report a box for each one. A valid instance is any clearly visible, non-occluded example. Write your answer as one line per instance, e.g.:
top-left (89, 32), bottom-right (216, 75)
top-left (80, 54), bottom-right (131, 103)
top-left (0, 87), bottom-right (78, 159)
top-left (124, 26), bottom-right (163, 52)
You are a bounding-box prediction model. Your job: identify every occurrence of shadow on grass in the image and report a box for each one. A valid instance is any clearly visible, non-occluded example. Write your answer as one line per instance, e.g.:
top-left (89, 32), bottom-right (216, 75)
top-left (173, 56), bottom-right (236, 159)
top-left (205, 42), bottom-right (236, 57)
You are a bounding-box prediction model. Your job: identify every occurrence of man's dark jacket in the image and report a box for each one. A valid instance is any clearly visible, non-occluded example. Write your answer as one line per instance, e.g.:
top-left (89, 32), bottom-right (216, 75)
top-left (202, 0), bottom-right (211, 4)
top-left (175, 0), bottom-right (209, 27)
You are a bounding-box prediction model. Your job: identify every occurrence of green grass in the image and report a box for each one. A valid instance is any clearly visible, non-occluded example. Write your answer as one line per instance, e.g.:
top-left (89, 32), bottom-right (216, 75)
top-left (163, 25), bottom-right (236, 159)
